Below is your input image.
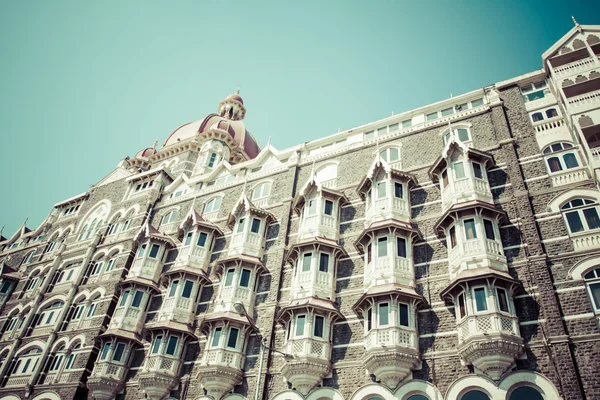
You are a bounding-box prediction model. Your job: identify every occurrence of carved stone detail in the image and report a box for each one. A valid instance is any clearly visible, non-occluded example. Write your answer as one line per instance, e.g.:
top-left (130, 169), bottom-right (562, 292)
top-left (280, 358), bottom-right (331, 395)
top-left (363, 347), bottom-right (420, 389)
top-left (458, 332), bottom-right (524, 380)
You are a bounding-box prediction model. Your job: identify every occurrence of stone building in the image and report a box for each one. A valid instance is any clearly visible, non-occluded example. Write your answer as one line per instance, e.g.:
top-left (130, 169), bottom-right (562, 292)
top-left (0, 21), bottom-right (599, 400)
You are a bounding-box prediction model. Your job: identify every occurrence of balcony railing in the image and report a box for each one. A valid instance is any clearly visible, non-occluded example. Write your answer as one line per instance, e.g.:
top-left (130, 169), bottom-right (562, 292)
top-left (109, 307), bottom-right (144, 334)
top-left (174, 246), bottom-right (209, 272)
top-left (286, 337), bottom-right (331, 359)
top-left (5, 374), bottom-right (31, 387)
top-left (448, 238), bottom-right (505, 280)
top-left (30, 325), bottom-right (55, 337)
top-left (572, 231), bottom-right (600, 251)
top-left (364, 255), bottom-right (413, 288)
top-left (201, 348), bottom-right (244, 368)
top-left (299, 214), bottom-right (338, 240)
top-left (550, 168), bottom-right (589, 186)
top-left (292, 270), bottom-right (333, 300)
top-left (129, 258), bottom-right (161, 284)
top-left (567, 89), bottom-right (600, 108)
top-left (91, 361), bottom-right (127, 380)
top-left (365, 197), bottom-right (410, 225)
top-left (441, 178), bottom-right (492, 212)
top-left (202, 211), bottom-right (219, 222)
top-left (158, 297), bottom-right (194, 325)
top-left (143, 354), bottom-right (181, 375)
top-left (228, 232), bottom-right (263, 258)
top-left (364, 326), bottom-right (418, 350)
top-left (67, 315), bottom-right (105, 331)
top-left (457, 312), bottom-right (519, 343)
top-left (553, 56), bottom-right (598, 76)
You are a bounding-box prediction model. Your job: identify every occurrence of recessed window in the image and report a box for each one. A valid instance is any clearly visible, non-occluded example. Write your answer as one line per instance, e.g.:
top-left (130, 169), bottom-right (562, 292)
top-left (302, 253), bottom-right (312, 272)
top-left (151, 335), bottom-right (162, 354)
top-left (483, 219), bottom-right (496, 240)
top-left (119, 290), bottom-right (130, 307)
top-left (367, 308), bottom-right (372, 330)
top-left (207, 153), bottom-right (217, 168)
top-left (319, 253), bottom-right (329, 272)
top-left (237, 218), bottom-right (246, 233)
top-left (295, 315), bottom-right (306, 337)
top-left (184, 231), bottom-right (193, 247)
top-left (149, 244), bottom-right (161, 258)
top-left (239, 269), bottom-right (251, 288)
top-left (462, 390), bottom-right (490, 400)
top-left (324, 200), bottom-right (334, 216)
top-left (583, 267), bottom-right (600, 311)
top-left (377, 181), bottom-right (387, 199)
top-left (458, 292), bottom-right (466, 318)
top-left (227, 328), bottom-right (239, 348)
top-left (473, 288), bottom-right (488, 312)
top-left (211, 327), bottom-right (222, 347)
top-left (161, 210), bottom-right (178, 225)
top-left (166, 336), bottom-right (178, 356)
top-left (399, 303), bottom-right (409, 327)
top-left (314, 315), bottom-right (324, 337)
top-left (402, 119), bottom-right (412, 128)
top-left (449, 226), bottom-right (457, 248)
top-left (377, 237), bottom-right (388, 257)
top-left (224, 269), bottom-right (235, 286)
top-left (426, 112), bottom-right (438, 121)
top-left (112, 343), bottom-right (126, 362)
top-left (197, 232), bottom-right (208, 247)
top-left (441, 107), bottom-right (454, 116)
top-left (464, 219), bottom-right (477, 240)
top-left (394, 182), bottom-right (403, 198)
top-left (182, 280), bottom-right (194, 298)
top-left (473, 162), bottom-right (483, 179)
top-left (561, 198), bottom-right (600, 233)
top-left (454, 162), bottom-right (465, 179)
top-left (169, 280), bottom-right (179, 297)
top-left (496, 287), bottom-right (509, 312)
top-left (396, 237), bottom-right (407, 258)
top-left (508, 386), bottom-right (544, 400)
top-left (250, 218), bottom-right (261, 234)
top-left (379, 303), bottom-right (389, 326)
top-left (131, 291), bottom-right (144, 308)
top-left (100, 343), bottom-right (110, 360)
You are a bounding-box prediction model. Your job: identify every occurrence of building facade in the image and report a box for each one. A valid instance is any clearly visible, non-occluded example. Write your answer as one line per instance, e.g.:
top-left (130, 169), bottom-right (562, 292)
top-left (0, 22), bottom-right (599, 400)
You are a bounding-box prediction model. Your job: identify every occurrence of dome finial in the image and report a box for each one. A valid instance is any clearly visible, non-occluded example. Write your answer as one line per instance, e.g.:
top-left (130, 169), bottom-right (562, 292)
top-left (152, 139), bottom-right (158, 150)
top-left (236, 87), bottom-right (240, 95)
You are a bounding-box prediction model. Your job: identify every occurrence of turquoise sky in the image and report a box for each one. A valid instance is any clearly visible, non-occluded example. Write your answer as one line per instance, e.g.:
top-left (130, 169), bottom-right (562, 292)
top-left (0, 1), bottom-right (598, 236)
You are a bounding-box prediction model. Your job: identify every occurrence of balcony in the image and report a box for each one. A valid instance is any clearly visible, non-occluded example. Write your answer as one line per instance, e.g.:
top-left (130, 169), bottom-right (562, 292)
top-left (138, 355), bottom-right (181, 400)
top-left (442, 177), bottom-right (492, 212)
top-left (571, 231), bottom-right (600, 251)
top-left (196, 348), bottom-right (244, 400)
top-left (155, 296), bottom-right (195, 326)
top-left (1, 328), bottom-right (22, 342)
top-left (215, 285), bottom-right (256, 315)
top-left (363, 326), bottom-right (420, 388)
top-left (364, 256), bottom-right (413, 289)
top-left (29, 325), bottom-right (55, 337)
top-left (228, 231), bottom-right (263, 258)
top-left (67, 315), bottom-right (105, 332)
top-left (298, 214), bottom-right (337, 241)
top-left (448, 238), bottom-right (506, 280)
top-left (5, 374), bottom-right (31, 387)
top-left (173, 246), bottom-right (210, 274)
top-left (567, 88), bottom-right (600, 111)
top-left (281, 338), bottom-right (332, 395)
top-left (88, 361), bottom-right (127, 400)
top-left (128, 258), bottom-right (161, 285)
top-left (552, 55), bottom-right (598, 77)
top-left (522, 89), bottom-right (556, 112)
top-left (365, 197), bottom-right (410, 226)
top-left (456, 312), bottom-right (523, 380)
top-left (108, 307), bottom-right (144, 335)
top-left (292, 270), bottom-right (333, 300)
top-left (550, 168), bottom-right (590, 186)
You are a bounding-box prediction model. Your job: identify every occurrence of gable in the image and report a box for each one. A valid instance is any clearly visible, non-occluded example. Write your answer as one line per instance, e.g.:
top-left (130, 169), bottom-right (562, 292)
top-left (95, 167), bottom-right (133, 188)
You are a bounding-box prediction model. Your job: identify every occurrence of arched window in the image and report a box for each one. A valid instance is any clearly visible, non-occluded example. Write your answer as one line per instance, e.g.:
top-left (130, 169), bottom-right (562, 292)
top-left (542, 142), bottom-right (579, 173)
top-left (252, 182), bottom-right (272, 201)
top-left (407, 395), bottom-right (429, 400)
top-left (106, 214), bottom-right (121, 236)
top-left (204, 197), bottom-right (222, 215)
top-left (460, 390), bottom-right (490, 400)
top-left (531, 112), bottom-right (544, 122)
top-left (78, 203), bottom-right (109, 241)
top-left (160, 210), bottom-right (178, 226)
top-left (105, 253), bottom-right (119, 273)
top-left (22, 251), bottom-right (36, 265)
top-left (121, 210), bottom-right (135, 232)
top-left (50, 345), bottom-right (66, 372)
top-left (546, 108), bottom-right (558, 118)
top-left (316, 164), bottom-right (337, 183)
top-left (65, 343), bottom-right (80, 370)
top-left (561, 198), bottom-right (600, 234)
top-left (379, 147), bottom-right (400, 163)
top-left (508, 386), bottom-right (543, 400)
top-left (583, 267), bottom-right (600, 313)
top-left (11, 347), bottom-right (43, 376)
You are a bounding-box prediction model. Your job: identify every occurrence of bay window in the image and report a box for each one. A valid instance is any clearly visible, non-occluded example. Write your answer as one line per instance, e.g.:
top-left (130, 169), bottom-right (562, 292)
top-left (473, 287), bottom-right (488, 312)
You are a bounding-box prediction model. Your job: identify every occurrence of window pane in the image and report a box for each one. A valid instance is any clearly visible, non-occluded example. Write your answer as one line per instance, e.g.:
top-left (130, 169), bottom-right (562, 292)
top-left (295, 315), bottom-right (306, 337)
top-left (377, 182), bottom-right (387, 198)
top-left (324, 200), bottom-right (334, 216)
top-left (101, 343), bottom-right (110, 360)
top-left (563, 153), bottom-right (579, 169)
top-left (227, 328), bottom-right (239, 348)
top-left (566, 211), bottom-right (584, 233)
top-left (584, 207), bottom-right (600, 230)
top-left (166, 336), bottom-right (178, 356)
top-left (547, 157), bottom-right (562, 172)
top-left (394, 182), bottom-right (403, 198)
top-left (379, 150), bottom-right (388, 162)
top-left (112, 343), bottom-right (125, 362)
top-left (442, 169), bottom-right (449, 187)
top-left (367, 308), bottom-right (372, 331)
top-left (149, 244), bottom-right (160, 258)
top-left (497, 288), bottom-right (509, 312)
top-left (184, 232), bottom-right (193, 246)
top-left (402, 119), bottom-right (412, 128)
top-left (212, 328), bottom-right (222, 347)
top-left (457, 129), bottom-right (470, 141)
top-left (462, 390), bottom-right (490, 400)
top-left (224, 269), bottom-right (235, 286)
top-left (399, 303), bottom-right (409, 327)
top-left (251, 218), bottom-right (261, 234)
top-left (302, 253), bottom-right (312, 272)
top-left (458, 293), bottom-right (466, 318)
top-left (182, 280), bottom-right (194, 298)
top-left (464, 219), bottom-right (477, 239)
top-left (197, 232), bottom-right (208, 247)
top-left (137, 244), bottom-right (146, 258)
top-left (237, 218), bottom-right (245, 233)
top-left (389, 148), bottom-right (399, 162)
top-left (169, 280), bottom-right (179, 297)
top-left (483, 220), bottom-right (495, 240)
top-left (426, 112), bottom-right (438, 121)
top-left (474, 288), bottom-right (488, 312)
top-left (449, 226), bottom-right (457, 248)
top-left (379, 303), bottom-right (389, 325)
top-left (119, 291), bottom-right (130, 307)
top-left (509, 386), bottom-right (543, 400)
top-left (454, 162), bottom-right (465, 179)
top-left (308, 200), bottom-right (317, 216)
top-left (377, 237), bottom-right (388, 257)
top-left (152, 336), bottom-right (162, 354)
top-left (397, 237), bottom-right (407, 258)
top-left (239, 269), bottom-right (251, 287)
top-left (132, 291), bottom-right (144, 308)
top-left (314, 315), bottom-right (324, 337)
top-left (473, 163), bottom-right (483, 179)
top-left (441, 107), bottom-right (453, 116)
top-left (319, 253), bottom-right (329, 272)
top-left (471, 98), bottom-right (484, 107)
top-left (590, 283), bottom-right (600, 309)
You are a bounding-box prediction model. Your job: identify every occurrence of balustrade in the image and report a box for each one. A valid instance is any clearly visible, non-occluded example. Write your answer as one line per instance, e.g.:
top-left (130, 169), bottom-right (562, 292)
top-left (143, 354), bottom-right (181, 375)
top-left (442, 178), bottom-right (492, 211)
top-left (363, 326), bottom-right (418, 350)
top-left (457, 312), bottom-right (519, 342)
top-left (299, 214), bottom-right (337, 240)
top-left (202, 348), bottom-right (243, 367)
top-left (364, 255), bottom-right (413, 288)
top-left (129, 258), bottom-right (161, 283)
top-left (91, 361), bottom-right (127, 380)
top-left (286, 337), bottom-right (330, 359)
top-left (448, 238), bottom-right (505, 279)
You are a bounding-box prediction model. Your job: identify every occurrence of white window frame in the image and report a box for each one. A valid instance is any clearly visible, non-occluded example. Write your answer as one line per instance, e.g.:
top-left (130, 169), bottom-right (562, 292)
top-left (472, 286), bottom-right (488, 313)
top-left (561, 198), bottom-right (600, 234)
top-left (251, 182), bottom-right (272, 201)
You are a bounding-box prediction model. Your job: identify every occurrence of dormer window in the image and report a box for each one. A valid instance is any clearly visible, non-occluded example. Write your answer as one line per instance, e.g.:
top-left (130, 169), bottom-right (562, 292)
top-left (203, 197), bottom-right (222, 215)
top-left (444, 128), bottom-right (471, 144)
top-left (161, 210), bottom-right (178, 226)
top-left (252, 182), bottom-right (271, 201)
top-left (62, 204), bottom-right (80, 217)
top-left (134, 180), bottom-right (152, 193)
top-left (379, 147), bottom-right (400, 163)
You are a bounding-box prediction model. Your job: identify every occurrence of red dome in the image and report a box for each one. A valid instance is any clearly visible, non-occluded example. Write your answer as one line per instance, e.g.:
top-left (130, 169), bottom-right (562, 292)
top-left (226, 94), bottom-right (244, 105)
top-left (134, 147), bottom-right (156, 159)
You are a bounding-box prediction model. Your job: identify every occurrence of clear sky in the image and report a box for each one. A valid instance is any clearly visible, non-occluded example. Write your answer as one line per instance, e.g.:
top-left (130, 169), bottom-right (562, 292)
top-left (0, 0), bottom-right (598, 236)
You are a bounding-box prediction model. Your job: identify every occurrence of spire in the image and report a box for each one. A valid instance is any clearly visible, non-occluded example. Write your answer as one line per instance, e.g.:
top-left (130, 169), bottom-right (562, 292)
top-left (236, 87), bottom-right (240, 95)
top-left (572, 16), bottom-right (582, 32)
top-left (152, 139), bottom-right (158, 150)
